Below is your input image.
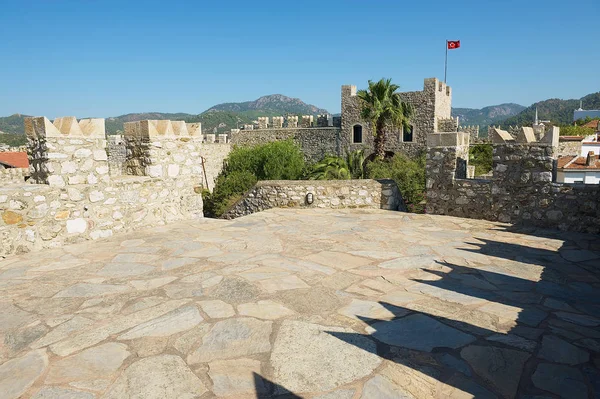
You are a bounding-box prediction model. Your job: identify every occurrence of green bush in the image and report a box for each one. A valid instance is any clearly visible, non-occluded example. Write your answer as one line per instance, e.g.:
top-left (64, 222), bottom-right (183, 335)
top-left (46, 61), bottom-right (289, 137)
top-left (202, 170), bottom-right (257, 218)
top-left (365, 153), bottom-right (426, 213)
top-left (226, 140), bottom-right (305, 180)
top-left (203, 140), bottom-right (305, 217)
top-left (559, 125), bottom-right (595, 136)
top-left (469, 144), bottom-right (493, 176)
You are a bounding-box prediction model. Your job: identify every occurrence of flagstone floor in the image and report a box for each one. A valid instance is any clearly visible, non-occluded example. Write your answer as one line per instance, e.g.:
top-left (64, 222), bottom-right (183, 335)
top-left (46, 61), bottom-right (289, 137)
top-left (1, 208), bottom-right (599, 399)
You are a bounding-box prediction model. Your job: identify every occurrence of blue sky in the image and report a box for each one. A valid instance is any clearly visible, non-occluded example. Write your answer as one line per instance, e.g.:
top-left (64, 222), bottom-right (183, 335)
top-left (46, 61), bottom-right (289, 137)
top-left (1, 0), bottom-right (598, 117)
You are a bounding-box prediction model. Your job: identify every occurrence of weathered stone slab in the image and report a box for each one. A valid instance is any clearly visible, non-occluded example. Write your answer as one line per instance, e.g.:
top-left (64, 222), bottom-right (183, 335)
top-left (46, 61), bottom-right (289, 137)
top-left (532, 363), bottom-right (588, 399)
top-left (555, 311), bottom-right (600, 327)
top-left (198, 300), bottom-right (235, 319)
top-left (32, 315), bottom-right (94, 348)
top-left (368, 314), bottom-right (476, 352)
top-left (486, 333), bottom-right (537, 352)
top-left (259, 275), bottom-right (310, 292)
top-left (187, 317), bottom-right (272, 363)
top-left (208, 358), bottom-right (266, 397)
top-left (118, 306), bottom-right (202, 340)
top-left (45, 342), bottom-right (130, 384)
top-left (538, 335), bottom-right (589, 365)
top-left (379, 255), bottom-right (437, 270)
top-left (101, 355), bottom-right (207, 398)
top-left (0, 303), bottom-right (38, 332)
top-left (461, 345), bottom-right (530, 399)
top-left (53, 283), bottom-right (129, 298)
top-left (360, 374), bottom-right (412, 399)
top-left (237, 300), bottom-right (294, 319)
top-left (31, 387), bottom-right (95, 399)
top-left (271, 320), bottom-right (382, 393)
top-left (0, 349), bottom-right (48, 399)
top-left (338, 299), bottom-right (409, 321)
top-left (304, 251), bottom-right (372, 270)
top-left (97, 262), bottom-right (155, 278)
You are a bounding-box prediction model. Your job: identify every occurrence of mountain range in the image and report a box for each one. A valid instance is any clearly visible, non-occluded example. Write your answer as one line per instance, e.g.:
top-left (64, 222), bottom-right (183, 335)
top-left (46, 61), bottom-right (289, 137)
top-left (1, 92), bottom-right (599, 144)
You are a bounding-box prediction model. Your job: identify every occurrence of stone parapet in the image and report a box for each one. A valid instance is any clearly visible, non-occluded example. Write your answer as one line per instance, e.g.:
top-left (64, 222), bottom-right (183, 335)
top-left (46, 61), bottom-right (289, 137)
top-left (0, 175), bottom-right (203, 256)
top-left (0, 168), bottom-right (30, 185)
top-left (425, 129), bottom-right (600, 234)
top-left (222, 179), bottom-right (406, 219)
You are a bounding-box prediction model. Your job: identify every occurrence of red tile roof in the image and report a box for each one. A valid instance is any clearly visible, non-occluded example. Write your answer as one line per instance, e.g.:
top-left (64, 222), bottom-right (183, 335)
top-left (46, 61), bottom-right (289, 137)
top-left (0, 152), bottom-right (29, 169)
top-left (582, 120), bottom-right (600, 129)
top-left (558, 154), bottom-right (600, 170)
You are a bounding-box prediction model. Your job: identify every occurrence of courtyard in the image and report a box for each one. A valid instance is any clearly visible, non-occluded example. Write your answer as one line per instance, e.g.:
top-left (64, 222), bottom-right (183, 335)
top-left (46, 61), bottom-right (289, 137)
top-left (0, 208), bottom-right (599, 398)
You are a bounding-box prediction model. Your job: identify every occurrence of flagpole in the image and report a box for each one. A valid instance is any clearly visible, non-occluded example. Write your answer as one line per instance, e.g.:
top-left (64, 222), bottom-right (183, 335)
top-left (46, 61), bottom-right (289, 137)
top-left (444, 40), bottom-right (448, 83)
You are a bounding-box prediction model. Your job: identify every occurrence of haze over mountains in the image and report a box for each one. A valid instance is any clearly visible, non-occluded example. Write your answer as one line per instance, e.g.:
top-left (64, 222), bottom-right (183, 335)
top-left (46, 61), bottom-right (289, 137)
top-left (1, 91), bottom-right (599, 142)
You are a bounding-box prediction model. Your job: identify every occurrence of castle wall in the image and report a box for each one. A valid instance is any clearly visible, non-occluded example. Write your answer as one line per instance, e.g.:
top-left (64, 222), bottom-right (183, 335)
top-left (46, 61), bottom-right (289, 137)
top-left (230, 127), bottom-right (340, 163)
top-left (107, 134), bottom-right (126, 176)
top-left (0, 117), bottom-right (206, 257)
top-left (199, 143), bottom-right (231, 191)
top-left (426, 128), bottom-right (600, 234)
top-left (221, 179), bottom-right (406, 219)
top-left (0, 168), bottom-right (29, 185)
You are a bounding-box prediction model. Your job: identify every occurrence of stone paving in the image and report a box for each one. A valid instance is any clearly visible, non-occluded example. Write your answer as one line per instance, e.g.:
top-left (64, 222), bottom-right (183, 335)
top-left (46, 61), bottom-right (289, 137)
top-left (0, 208), bottom-right (599, 399)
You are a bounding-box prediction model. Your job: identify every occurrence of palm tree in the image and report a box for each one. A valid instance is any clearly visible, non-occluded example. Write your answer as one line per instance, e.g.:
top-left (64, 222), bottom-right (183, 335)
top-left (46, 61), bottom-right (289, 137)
top-left (357, 78), bottom-right (413, 160)
top-left (308, 155), bottom-right (351, 180)
top-left (346, 149), bottom-right (365, 179)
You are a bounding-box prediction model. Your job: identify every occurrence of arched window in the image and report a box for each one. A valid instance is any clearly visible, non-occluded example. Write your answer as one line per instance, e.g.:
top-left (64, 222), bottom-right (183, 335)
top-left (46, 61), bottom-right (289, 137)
top-left (403, 125), bottom-right (413, 142)
top-left (353, 125), bottom-right (363, 143)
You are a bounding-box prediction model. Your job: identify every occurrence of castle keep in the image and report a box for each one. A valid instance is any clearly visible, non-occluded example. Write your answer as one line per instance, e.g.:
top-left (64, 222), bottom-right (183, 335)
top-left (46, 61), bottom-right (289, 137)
top-left (230, 78), bottom-right (479, 161)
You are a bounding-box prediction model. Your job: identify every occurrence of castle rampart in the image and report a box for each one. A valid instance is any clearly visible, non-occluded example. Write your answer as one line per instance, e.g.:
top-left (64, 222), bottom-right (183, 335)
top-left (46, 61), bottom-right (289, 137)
top-left (0, 117), bottom-right (231, 256)
top-left (426, 127), bottom-right (600, 234)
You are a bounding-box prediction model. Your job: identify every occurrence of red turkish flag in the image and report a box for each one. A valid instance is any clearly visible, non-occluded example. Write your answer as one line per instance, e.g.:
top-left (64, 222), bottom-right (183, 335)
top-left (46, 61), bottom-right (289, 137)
top-left (447, 40), bottom-right (460, 49)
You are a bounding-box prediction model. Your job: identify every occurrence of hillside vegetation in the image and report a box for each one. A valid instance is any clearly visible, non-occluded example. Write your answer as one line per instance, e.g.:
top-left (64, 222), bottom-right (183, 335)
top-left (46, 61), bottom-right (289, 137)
top-left (452, 103), bottom-right (525, 127)
top-left (500, 92), bottom-right (600, 127)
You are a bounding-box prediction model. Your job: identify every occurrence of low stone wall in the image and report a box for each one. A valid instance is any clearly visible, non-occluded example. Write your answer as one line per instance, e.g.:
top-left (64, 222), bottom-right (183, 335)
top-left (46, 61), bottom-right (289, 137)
top-left (0, 176), bottom-right (203, 256)
top-left (230, 128), bottom-right (340, 163)
top-left (222, 179), bottom-right (406, 219)
top-left (426, 130), bottom-right (600, 234)
top-left (0, 168), bottom-right (29, 185)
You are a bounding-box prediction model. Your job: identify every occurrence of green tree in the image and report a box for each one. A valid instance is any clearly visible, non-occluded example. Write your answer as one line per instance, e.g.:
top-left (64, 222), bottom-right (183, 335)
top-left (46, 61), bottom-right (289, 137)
top-left (357, 78), bottom-right (413, 159)
top-left (366, 153), bottom-right (426, 213)
top-left (469, 144), bottom-right (493, 176)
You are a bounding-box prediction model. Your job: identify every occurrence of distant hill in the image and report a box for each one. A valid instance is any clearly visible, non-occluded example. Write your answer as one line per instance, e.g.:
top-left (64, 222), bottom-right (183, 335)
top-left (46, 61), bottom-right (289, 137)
top-left (500, 92), bottom-right (600, 127)
top-left (207, 94), bottom-right (328, 115)
top-left (0, 114), bottom-right (30, 135)
top-left (451, 104), bottom-right (525, 127)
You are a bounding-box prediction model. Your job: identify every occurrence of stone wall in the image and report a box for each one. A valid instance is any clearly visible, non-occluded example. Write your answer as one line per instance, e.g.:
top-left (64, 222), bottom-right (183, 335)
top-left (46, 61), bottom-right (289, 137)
top-left (426, 128), bottom-right (600, 234)
top-left (222, 179), bottom-right (406, 219)
top-left (107, 134), bottom-right (126, 176)
top-left (199, 143), bottom-right (231, 191)
top-left (0, 176), bottom-right (202, 256)
top-left (557, 137), bottom-right (583, 156)
top-left (0, 117), bottom-right (207, 257)
top-left (230, 128), bottom-right (340, 163)
top-left (0, 168), bottom-right (29, 185)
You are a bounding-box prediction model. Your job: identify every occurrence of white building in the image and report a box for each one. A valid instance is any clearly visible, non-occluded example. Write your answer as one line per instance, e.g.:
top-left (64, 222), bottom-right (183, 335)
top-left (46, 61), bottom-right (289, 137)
top-left (557, 152), bottom-right (600, 184)
top-left (581, 133), bottom-right (600, 156)
top-left (573, 101), bottom-right (600, 122)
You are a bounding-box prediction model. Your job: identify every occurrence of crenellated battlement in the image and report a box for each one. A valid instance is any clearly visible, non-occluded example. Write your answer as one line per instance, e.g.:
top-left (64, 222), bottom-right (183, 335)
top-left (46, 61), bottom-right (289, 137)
top-left (489, 126), bottom-right (559, 146)
top-left (25, 116), bottom-right (105, 139)
top-left (123, 120), bottom-right (202, 139)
